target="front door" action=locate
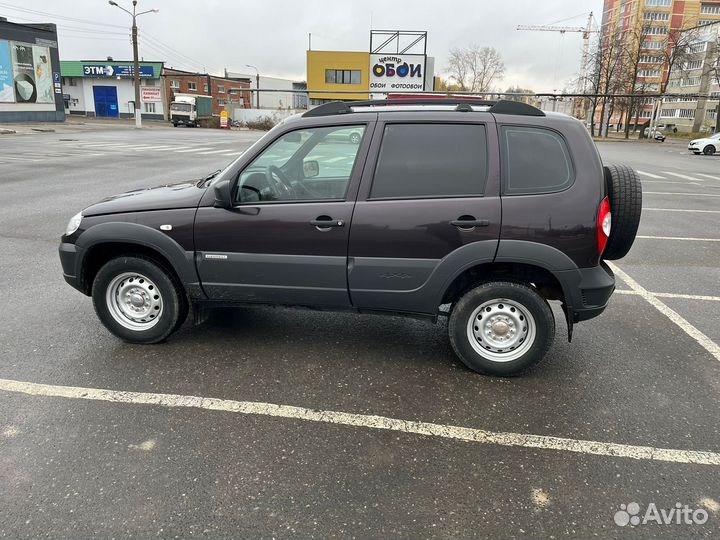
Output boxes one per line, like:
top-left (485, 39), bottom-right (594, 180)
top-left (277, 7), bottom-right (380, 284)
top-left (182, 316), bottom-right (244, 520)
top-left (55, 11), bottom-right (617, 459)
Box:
top-left (348, 114), bottom-right (502, 315)
top-left (194, 123), bottom-right (373, 307)
top-left (92, 86), bottom-right (119, 118)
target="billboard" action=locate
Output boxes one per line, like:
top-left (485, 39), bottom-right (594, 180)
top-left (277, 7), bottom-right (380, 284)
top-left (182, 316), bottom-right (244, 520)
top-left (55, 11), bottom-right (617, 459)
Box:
top-left (369, 54), bottom-right (426, 93)
top-left (0, 40), bottom-right (14, 102)
top-left (32, 45), bottom-right (54, 103)
top-left (4, 41), bottom-right (56, 104)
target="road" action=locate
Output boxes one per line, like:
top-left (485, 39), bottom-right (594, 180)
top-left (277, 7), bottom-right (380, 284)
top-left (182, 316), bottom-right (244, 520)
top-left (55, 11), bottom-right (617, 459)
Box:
top-left (0, 126), bottom-right (719, 539)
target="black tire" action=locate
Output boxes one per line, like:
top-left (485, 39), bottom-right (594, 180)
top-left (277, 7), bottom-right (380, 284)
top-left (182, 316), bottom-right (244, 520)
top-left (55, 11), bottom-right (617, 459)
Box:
top-left (703, 145), bottom-right (716, 156)
top-left (172, 122), bottom-right (178, 127)
top-left (92, 256), bottom-right (187, 344)
top-left (603, 164), bottom-right (642, 260)
top-left (448, 282), bottom-right (555, 377)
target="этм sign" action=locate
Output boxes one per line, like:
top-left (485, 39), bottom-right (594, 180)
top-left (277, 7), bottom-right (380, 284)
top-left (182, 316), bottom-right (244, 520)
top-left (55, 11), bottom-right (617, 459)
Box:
top-left (82, 64), bottom-right (154, 78)
top-left (369, 54), bottom-right (425, 92)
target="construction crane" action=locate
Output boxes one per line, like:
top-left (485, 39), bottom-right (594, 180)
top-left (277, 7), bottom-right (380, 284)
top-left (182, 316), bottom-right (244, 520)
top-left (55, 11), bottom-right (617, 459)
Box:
top-left (517, 12), bottom-right (596, 93)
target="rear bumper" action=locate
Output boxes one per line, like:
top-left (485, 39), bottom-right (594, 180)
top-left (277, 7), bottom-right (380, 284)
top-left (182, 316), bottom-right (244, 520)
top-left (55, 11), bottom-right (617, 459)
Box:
top-left (59, 242), bottom-right (86, 294)
top-left (556, 261), bottom-right (615, 322)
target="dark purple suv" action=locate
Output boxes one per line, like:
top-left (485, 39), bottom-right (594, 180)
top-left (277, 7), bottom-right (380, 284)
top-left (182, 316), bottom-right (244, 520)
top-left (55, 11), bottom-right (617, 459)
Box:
top-left (59, 99), bottom-right (642, 376)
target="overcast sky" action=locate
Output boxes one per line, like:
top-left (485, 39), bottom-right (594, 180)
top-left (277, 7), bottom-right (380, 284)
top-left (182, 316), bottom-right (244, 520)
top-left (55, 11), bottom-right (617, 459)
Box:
top-left (4, 0), bottom-right (603, 92)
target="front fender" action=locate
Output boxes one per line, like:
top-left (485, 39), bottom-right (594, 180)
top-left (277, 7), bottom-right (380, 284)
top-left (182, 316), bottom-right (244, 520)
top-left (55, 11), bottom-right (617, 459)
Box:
top-left (74, 221), bottom-right (200, 293)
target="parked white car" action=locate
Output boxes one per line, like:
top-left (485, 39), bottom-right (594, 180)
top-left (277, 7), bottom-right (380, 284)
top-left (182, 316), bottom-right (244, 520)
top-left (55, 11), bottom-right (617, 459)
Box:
top-left (688, 132), bottom-right (719, 155)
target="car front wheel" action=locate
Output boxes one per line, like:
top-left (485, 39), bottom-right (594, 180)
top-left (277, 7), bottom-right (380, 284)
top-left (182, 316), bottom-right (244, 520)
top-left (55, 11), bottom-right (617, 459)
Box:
top-left (448, 282), bottom-right (555, 376)
top-left (703, 145), bottom-right (716, 156)
top-left (92, 256), bottom-right (187, 343)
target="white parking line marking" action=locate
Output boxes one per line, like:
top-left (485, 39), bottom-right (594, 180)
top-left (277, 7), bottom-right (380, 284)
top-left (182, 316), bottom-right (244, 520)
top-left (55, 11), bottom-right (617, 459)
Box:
top-left (637, 235), bottom-right (720, 242)
top-left (637, 170), bottom-right (666, 179)
top-left (127, 145), bottom-right (177, 151)
top-left (645, 192), bottom-right (720, 197)
top-left (643, 208), bottom-right (720, 214)
top-left (615, 290), bottom-right (720, 302)
top-left (608, 262), bottom-right (720, 363)
top-left (642, 180), bottom-right (703, 185)
top-left (662, 171), bottom-right (706, 181)
top-left (1, 377), bottom-right (720, 466)
top-left (200, 149), bottom-right (241, 154)
top-left (175, 147), bottom-right (214, 153)
top-left (697, 173), bottom-right (720, 181)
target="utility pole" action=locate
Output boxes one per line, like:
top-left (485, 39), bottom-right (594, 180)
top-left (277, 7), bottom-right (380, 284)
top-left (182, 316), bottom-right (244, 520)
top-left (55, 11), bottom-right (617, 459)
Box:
top-left (108, 0), bottom-right (158, 128)
top-left (246, 64), bottom-right (260, 109)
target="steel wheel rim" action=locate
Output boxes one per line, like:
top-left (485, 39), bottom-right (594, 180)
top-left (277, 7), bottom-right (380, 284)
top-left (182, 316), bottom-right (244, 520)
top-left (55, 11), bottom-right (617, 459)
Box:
top-left (466, 298), bottom-right (536, 362)
top-left (105, 272), bottom-right (163, 331)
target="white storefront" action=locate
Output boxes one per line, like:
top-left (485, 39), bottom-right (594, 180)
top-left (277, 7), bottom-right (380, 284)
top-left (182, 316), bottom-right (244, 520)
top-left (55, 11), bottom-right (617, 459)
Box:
top-left (60, 60), bottom-right (165, 120)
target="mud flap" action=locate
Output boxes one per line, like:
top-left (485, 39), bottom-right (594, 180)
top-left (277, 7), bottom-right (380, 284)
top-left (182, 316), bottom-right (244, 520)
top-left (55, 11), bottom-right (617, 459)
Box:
top-left (193, 303), bottom-right (211, 326)
top-left (563, 303), bottom-right (574, 342)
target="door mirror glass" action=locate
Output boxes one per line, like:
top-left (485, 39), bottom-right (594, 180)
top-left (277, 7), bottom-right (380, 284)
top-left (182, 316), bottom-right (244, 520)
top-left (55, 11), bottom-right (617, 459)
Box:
top-left (303, 160), bottom-right (319, 178)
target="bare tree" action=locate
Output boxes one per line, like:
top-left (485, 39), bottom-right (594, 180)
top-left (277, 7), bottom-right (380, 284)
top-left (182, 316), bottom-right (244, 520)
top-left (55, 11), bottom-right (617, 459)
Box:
top-left (447, 45), bottom-right (505, 93)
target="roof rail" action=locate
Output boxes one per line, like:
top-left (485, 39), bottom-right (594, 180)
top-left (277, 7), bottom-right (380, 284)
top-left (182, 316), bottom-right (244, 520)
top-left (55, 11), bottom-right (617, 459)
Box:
top-left (303, 98), bottom-right (545, 118)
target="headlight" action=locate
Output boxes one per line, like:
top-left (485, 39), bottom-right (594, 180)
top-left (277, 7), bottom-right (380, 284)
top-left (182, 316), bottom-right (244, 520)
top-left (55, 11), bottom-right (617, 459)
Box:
top-left (65, 212), bottom-right (83, 236)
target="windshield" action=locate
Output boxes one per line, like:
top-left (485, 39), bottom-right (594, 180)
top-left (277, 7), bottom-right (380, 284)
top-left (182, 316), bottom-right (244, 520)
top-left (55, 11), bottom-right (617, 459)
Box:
top-left (171, 103), bottom-right (191, 112)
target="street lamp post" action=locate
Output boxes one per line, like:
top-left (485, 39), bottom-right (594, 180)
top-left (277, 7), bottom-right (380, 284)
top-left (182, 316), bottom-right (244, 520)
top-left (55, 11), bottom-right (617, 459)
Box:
top-left (246, 64), bottom-right (260, 109)
top-left (108, 0), bottom-right (158, 128)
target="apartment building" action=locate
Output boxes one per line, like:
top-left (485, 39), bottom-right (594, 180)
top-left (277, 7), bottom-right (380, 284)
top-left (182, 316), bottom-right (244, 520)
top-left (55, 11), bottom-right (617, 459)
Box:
top-left (600, 0), bottom-right (720, 125)
top-left (663, 21), bottom-right (719, 132)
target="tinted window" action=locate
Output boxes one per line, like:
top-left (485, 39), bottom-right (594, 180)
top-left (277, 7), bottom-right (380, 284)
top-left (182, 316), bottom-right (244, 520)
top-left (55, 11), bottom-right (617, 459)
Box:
top-left (501, 126), bottom-right (574, 195)
top-left (236, 125), bottom-right (365, 203)
top-left (370, 124), bottom-right (488, 199)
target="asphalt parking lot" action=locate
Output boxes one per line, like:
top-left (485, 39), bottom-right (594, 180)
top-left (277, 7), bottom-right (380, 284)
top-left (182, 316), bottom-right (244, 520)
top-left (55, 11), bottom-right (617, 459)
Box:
top-left (1, 125), bottom-right (719, 539)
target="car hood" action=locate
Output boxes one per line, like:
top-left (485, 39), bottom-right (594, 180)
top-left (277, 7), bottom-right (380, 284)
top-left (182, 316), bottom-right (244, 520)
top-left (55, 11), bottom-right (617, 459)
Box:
top-left (82, 181), bottom-right (207, 217)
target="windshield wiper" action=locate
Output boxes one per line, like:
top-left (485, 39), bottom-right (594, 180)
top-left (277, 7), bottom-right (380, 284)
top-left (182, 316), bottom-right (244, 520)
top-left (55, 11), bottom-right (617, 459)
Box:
top-left (198, 169), bottom-right (222, 187)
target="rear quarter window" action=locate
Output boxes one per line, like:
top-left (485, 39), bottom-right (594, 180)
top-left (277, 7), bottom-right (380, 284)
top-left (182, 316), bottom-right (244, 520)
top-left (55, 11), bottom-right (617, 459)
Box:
top-left (500, 125), bottom-right (575, 195)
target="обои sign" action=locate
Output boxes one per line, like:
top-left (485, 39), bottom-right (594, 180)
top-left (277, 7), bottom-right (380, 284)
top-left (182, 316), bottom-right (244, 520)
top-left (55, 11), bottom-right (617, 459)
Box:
top-left (369, 54), bottom-right (425, 92)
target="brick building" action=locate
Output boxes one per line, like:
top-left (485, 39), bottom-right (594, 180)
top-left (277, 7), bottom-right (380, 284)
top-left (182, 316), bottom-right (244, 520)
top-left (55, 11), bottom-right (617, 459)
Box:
top-left (162, 67), bottom-right (251, 118)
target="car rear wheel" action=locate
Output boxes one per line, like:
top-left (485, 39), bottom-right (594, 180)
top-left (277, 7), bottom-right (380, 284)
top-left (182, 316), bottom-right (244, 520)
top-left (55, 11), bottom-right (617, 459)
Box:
top-left (92, 256), bottom-right (187, 344)
top-left (603, 164), bottom-right (642, 260)
top-left (448, 282), bottom-right (555, 376)
top-left (703, 145), bottom-right (716, 156)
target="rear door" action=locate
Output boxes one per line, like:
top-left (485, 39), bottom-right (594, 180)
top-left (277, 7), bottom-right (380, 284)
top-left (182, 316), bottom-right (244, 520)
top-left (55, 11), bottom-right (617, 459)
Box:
top-left (347, 112), bottom-right (501, 315)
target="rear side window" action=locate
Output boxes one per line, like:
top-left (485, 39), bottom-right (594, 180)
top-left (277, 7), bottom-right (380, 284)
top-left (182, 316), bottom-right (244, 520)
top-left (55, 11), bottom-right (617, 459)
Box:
top-left (370, 123), bottom-right (488, 199)
top-left (501, 126), bottom-right (574, 195)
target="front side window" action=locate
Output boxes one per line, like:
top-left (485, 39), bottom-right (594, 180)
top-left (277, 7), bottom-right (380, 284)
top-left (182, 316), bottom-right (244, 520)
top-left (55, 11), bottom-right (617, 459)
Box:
top-left (500, 126), bottom-right (574, 195)
top-left (370, 123), bottom-right (488, 199)
top-left (188, 81), bottom-right (197, 91)
top-left (236, 125), bottom-right (366, 203)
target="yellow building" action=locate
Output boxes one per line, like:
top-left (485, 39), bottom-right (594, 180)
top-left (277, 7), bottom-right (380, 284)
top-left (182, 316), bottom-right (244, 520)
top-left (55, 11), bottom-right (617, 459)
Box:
top-left (306, 51), bottom-right (370, 103)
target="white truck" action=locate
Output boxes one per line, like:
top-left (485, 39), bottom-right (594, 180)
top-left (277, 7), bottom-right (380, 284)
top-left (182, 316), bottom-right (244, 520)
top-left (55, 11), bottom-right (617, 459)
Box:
top-left (169, 94), bottom-right (213, 127)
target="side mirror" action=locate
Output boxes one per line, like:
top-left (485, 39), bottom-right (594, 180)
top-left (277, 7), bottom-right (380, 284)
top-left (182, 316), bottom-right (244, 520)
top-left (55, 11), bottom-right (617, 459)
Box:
top-left (303, 160), bottom-right (319, 178)
top-left (213, 179), bottom-right (232, 208)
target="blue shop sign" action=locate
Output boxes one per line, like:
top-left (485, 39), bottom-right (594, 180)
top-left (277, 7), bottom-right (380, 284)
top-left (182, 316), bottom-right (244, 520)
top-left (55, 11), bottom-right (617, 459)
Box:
top-left (82, 64), bottom-right (154, 78)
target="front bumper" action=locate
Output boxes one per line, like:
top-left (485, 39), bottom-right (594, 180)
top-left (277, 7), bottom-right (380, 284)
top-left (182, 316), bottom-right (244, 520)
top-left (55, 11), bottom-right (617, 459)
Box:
top-left (688, 144), bottom-right (699, 151)
top-left (59, 242), bottom-right (86, 294)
